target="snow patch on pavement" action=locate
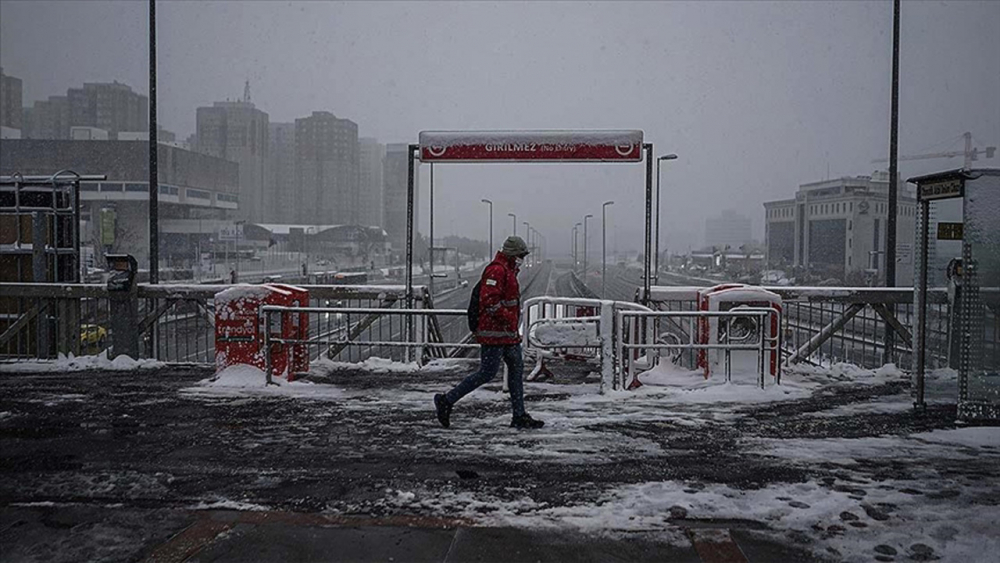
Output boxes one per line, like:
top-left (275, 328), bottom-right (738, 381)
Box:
top-left (1, 351), bottom-right (165, 373)
top-left (375, 477), bottom-right (999, 563)
top-left (313, 356), bottom-right (472, 376)
top-left (188, 499), bottom-right (271, 512)
top-left (181, 364), bottom-right (348, 400)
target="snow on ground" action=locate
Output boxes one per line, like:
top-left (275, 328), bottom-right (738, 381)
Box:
top-left (0, 351), bottom-right (165, 374)
top-left (180, 363), bottom-right (348, 400)
top-left (188, 499), bottom-right (271, 512)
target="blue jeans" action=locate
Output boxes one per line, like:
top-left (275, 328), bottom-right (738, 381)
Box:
top-left (444, 344), bottom-right (525, 418)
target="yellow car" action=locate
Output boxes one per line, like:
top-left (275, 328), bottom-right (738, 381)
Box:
top-left (80, 324), bottom-right (108, 352)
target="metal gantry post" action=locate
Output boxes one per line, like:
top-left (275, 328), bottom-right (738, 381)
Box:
top-left (914, 199), bottom-right (930, 410)
top-left (429, 163), bottom-right (434, 296)
top-left (148, 0), bottom-right (159, 285)
top-left (884, 0), bottom-right (901, 362)
top-left (643, 143), bottom-right (653, 305)
top-left (406, 144), bottom-right (417, 361)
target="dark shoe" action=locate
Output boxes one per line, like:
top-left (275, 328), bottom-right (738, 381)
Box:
top-left (434, 394), bottom-right (452, 428)
top-left (510, 414), bottom-right (544, 429)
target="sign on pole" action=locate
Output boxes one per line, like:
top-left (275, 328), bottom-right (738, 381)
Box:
top-left (217, 224), bottom-right (243, 242)
top-left (917, 178), bottom-right (964, 201)
top-left (936, 222), bottom-right (964, 241)
top-left (99, 207), bottom-right (116, 246)
top-left (418, 130), bottom-right (644, 162)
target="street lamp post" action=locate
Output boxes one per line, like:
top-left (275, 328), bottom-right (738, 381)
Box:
top-left (235, 220), bottom-right (245, 280)
top-left (523, 221), bottom-right (531, 266)
top-left (602, 201), bottom-right (615, 298)
top-left (583, 214), bottom-right (593, 280)
top-left (655, 153), bottom-right (678, 284)
top-left (481, 198), bottom-right (493, 258)
top-left (573, 222), bottom-right (582, 272)
top-left (508, 213), bottom-right (517, 236)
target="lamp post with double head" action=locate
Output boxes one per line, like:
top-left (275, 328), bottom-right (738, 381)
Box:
top-left (655, 153), bottom-right (678, 284)
top-left (602, 201), bottom-right (615, 298)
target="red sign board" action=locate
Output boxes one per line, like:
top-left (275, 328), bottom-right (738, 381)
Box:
top-left (419, 130), bottom-right (643, 162)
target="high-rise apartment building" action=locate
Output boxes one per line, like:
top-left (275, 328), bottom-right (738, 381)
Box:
top-left (23, 95), bottom-right (70, 140)
top-left (359, 138), bottom-right (385, 227)
top-left (66, 81), bottom-right (148, 139)
top-left (196, 100), bottom-right (269, 222)
top-left (0, 67), bottom-right (23, 137)
top-left (294, 111), bottom-right (359, 225)
top-left (267, 122), bottom-right (296, 223)
top-left (383, 143), bottom-right (419, 254)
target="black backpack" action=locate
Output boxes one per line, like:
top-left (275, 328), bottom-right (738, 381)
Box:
top-left (467, 280), bottom-right (482, 332)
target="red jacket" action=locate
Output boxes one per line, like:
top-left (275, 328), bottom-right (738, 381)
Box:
top-left (476, 251), bottom-right (522, 345)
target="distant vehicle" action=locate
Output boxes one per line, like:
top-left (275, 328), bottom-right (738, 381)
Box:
top-left (316, 259), bottom-right (331, 266)
top-left (80, 324), bottom-right (107, 352)
top-left (333, 271), bottom-right (368, 285)
top-left (760, 270), bottom-right (791, 286)
top-left (460, 279), bottom-right (470, 288)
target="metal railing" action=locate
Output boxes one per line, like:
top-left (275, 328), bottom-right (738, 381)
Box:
top-left (639, 285), bottom-right (998, 372)
top-left (521, 296), bottom-right (650, 392)
top-left (259, 305), bottom-right (474, 382)
top-left (0, 282), bottom-right (435, 365)
top-left (617, 308), bottom-right (782, 390)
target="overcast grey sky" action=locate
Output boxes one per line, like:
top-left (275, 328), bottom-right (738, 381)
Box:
top-left (2, 0), bottom-right (997, 254)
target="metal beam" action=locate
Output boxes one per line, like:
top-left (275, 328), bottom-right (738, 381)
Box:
top-left (870, 302), bottom-right (913, 348)
top-left (786, 303), bottom-right (866, 364)
top-left (0, 303), bottom-right (45, 349)
top-left (325, 296), bottom-right (399, 360)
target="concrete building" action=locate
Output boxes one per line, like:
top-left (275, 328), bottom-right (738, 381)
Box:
top-left (359, 138), bottom-right (384, 227)
top-left (267, 122), bottom-right (296, 224)
top-left (0, 67), bottom-right (23, 138)
top-left (704, 209), bottom-right (753, 250)
top-left (382, 143), bottom-right (419, 256)
top-left (196, 100), bottom-right (269, 223)
top-left (1, 139), bottom-right (240, 270)
top-left (66, 82), bottom-right (148, 140)
top-left (294, 111), bottom-right (359, 225)
top-left (764, 171), bottom-right (917, 284)
top-left (23, 95), bottom-right (71, 140)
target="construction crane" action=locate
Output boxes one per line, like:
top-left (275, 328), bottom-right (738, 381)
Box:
top-left (873, 131), bottom-right (996, 169)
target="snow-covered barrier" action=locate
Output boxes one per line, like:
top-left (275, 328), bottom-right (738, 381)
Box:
top-left (522, 296), bottom-right (652, 393)
top-left (214, 283), bottom-right (309, 381)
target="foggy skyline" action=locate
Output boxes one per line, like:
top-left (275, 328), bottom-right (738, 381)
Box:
top-left (2, 0), bottom-right (997, 255)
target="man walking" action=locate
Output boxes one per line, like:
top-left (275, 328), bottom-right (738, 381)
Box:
top-left (434, 236), bottom-right (544, 429)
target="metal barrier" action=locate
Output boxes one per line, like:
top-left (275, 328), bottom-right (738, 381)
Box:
top-left (617, 308), bottom-right (782, 390)
top-left (521, 296), bottom-right (651, 392)
top-left (259, 305), bottom-right (474, 383)
top-left (0, 282), bottom-right (434, 364)
top-left (640, 285), bottom-right (998, 372)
